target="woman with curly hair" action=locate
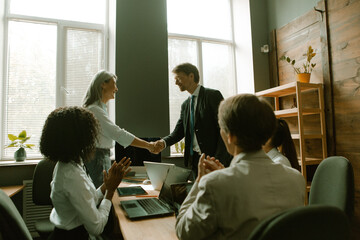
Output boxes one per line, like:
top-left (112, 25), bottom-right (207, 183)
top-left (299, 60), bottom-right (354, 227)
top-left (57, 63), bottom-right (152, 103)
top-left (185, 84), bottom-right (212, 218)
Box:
top-left (40, 106), bottom-right (131, 239)
top-left (83, 70), bottom-right (157, 188)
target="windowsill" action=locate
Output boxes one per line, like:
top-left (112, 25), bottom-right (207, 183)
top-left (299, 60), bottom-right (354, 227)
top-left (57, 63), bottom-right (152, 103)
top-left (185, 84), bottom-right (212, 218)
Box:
top-left (0, 159), bottom-right (41, 166)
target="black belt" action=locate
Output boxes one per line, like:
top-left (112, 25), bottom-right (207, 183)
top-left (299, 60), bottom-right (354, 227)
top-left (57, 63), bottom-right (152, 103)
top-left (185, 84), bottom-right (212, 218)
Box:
top-left (50, 225), bottom-right (88, 240)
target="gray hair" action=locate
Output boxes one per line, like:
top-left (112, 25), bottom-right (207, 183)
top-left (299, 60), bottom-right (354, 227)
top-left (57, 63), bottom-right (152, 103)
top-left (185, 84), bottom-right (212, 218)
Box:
top-left (83, 70), bottom-right (117, 107)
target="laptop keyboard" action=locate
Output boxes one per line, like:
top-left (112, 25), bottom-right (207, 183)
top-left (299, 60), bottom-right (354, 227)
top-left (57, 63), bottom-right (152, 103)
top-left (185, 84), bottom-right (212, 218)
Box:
top-left (137, 198), bottom-right (164, 214)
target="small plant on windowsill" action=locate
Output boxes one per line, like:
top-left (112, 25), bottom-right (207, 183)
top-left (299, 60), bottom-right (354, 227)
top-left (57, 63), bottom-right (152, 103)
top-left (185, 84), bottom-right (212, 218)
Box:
top-left (4, 130), bottom-right (35, 162)
top-left (280, 46), bottom-right (317, 83)
top-left (175, 140), bottom-right (185, 155)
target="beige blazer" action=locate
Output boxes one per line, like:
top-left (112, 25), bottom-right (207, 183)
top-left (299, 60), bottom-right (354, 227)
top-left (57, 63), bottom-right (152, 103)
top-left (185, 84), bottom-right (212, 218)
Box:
top-left (176, 150), bottom-right (305, 240)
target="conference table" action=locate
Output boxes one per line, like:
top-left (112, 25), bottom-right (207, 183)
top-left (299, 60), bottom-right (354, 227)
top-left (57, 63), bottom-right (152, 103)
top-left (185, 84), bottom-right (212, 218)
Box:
top-left (112, 180), bottom-right (178, 240)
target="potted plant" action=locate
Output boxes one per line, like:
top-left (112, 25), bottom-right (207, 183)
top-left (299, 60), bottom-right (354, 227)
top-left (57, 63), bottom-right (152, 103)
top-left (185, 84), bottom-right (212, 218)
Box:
top-left (175, 140), bottom-right (185, 154)
top-left (4, 130), bottom-right (35, 161)
top-left (280, 46), bottom-right (317, 83)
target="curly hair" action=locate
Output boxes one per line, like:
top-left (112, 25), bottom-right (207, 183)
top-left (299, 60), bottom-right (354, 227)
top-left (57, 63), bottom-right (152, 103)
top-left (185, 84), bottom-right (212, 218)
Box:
top-left (218, 94), bottom-right (276, 152)
top-left (40, 106), bottom-right (99, 163)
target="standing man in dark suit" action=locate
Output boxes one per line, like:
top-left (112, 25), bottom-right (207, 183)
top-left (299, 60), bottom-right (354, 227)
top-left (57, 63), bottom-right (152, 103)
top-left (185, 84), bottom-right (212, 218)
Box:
top-left (155, 63), bottom-right (232, 176)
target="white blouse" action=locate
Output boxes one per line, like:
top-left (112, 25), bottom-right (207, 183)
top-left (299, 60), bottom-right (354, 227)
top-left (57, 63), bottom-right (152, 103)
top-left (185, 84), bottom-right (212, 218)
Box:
top-left (87, 101), bottom-right (135, 149)
top-left (50, 160), bottom-right (111, 236)
top-left (266, 148), bottom-right (292, 168)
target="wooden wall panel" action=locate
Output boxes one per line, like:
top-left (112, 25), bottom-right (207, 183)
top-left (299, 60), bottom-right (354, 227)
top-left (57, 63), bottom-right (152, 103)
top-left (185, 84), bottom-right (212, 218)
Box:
top-left (327, 0), bottom-right (360, 238)
top-left (271, 0), bottom-right (360, 237)
top-left (276, 8), bottom-right (323, 85)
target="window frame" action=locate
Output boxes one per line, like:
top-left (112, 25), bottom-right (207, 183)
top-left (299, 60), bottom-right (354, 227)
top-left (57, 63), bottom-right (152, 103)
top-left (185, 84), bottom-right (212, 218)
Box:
top-left (1, 0), bottom-right (110, 160)
top-left (166, 1), bottom-right (238, 155)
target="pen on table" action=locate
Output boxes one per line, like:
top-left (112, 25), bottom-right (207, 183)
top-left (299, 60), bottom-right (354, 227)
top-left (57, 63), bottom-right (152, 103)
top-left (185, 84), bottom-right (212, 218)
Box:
top-left (136, 195), bottom-right (157, 198)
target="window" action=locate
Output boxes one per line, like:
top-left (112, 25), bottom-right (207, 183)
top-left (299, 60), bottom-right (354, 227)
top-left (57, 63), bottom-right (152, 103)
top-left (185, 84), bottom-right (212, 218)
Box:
top-left (1, 0), bottom-right (107, 160)
top-left (167, 0), bottom-right (237, 155)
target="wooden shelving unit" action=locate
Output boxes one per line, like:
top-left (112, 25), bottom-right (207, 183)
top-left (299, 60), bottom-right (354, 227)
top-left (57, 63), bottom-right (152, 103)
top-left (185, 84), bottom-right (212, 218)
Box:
top-left (256, 81), bottom-right (327, 203)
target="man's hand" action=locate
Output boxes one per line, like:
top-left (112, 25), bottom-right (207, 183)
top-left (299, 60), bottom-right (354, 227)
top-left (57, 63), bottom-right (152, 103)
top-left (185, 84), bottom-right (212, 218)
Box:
top-left (151, 140), bottom-right (166, 154)
top-left (196, 154), bottom-right (224, 183)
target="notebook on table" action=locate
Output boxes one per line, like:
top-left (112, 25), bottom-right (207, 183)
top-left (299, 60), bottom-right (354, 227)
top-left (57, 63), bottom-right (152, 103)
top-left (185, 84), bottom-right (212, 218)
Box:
top-left (120, 166), bottom-right (191, 220)
top-left (143, 161), bottom-right (175, 190)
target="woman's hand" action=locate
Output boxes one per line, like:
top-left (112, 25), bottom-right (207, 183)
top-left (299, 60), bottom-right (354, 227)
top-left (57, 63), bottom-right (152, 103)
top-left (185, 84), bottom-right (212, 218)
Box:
top-left (103, 157), bottom-right (131, 199)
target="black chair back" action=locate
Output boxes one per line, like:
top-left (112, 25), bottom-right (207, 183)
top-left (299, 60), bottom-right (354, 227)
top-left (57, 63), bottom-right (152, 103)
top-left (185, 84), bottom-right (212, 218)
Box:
top-left (32, 159), bottom-right (56, 239)
top-left (248, 205), bottom-right (350, 240)
top-left (32, 159), bottom-right (56, 205)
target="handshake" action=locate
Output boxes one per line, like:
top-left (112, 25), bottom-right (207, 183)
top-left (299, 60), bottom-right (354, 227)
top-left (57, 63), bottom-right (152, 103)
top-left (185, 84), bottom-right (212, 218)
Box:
top-left (148, 140), bottom-right (166, 154)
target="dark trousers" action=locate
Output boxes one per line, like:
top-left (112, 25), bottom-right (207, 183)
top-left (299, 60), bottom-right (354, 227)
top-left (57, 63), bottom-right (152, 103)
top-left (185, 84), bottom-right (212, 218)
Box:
top-left (48, 225), bottom-right (88, 240)
top-left (48, 205), bottom-right (123, 240)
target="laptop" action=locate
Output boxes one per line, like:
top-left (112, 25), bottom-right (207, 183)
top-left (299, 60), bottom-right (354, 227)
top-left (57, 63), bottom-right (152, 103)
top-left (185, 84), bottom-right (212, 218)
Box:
top-left (120, 166), bottom-right (191, 220)
top-left (170, 182), bottom-right (194, 215)
top-left (143, 161), bottom-right (174, 190)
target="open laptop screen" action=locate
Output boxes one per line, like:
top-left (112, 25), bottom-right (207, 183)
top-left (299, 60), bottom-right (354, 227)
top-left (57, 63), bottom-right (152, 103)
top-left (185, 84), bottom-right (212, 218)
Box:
top-left (170, 182), bottom-right (194, 214)
top-left (159, 167), bottom-right (192, 206)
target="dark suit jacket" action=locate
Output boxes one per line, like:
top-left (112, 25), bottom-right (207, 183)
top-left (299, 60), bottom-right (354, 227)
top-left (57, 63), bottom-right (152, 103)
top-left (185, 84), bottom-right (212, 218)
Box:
top-left (163, 86), bottom-right (232, 167)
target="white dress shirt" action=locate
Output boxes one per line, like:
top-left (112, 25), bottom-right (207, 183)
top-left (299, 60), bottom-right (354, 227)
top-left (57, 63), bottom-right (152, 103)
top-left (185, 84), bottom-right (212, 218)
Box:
top-left (266, 148), bottom-right (292, 168)
top-left (50, 160), bottom-right (112, 236)
top-left (190, 85), bottom-right (201, 153)
top-left (176, 150), bottom-right (305, 240)
top-left (87, 101), bottom-right (135, 149)
top-left (162, 85), bottom-right (202, 153)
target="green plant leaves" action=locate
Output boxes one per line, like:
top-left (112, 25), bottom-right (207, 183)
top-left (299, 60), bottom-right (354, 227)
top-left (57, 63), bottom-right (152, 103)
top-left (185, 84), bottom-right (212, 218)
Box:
top-left (25, 144), bottom-right (35, 149)
top-left (5, 130), bottom-right (34, 149)
top-left (280, 46), bottom-right (317, 74)
top-left (8, 134), bottom-right (18, 141)
top-left (18, 130), bottom-right (27, 139)
top-left (5, 142), bottom-right (17, 149)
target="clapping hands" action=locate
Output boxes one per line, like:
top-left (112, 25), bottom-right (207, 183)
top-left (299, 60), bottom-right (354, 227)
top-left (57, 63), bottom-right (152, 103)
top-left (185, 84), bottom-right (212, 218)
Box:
top-left (196, 153), bottom-right (224, 182)
top-left (103, 157), bottom-right (131, 194)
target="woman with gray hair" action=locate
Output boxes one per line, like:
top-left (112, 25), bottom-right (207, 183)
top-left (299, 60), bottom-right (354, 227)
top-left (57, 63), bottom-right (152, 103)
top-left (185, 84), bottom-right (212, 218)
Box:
top-left (83, 70), bottom-right (156, 188)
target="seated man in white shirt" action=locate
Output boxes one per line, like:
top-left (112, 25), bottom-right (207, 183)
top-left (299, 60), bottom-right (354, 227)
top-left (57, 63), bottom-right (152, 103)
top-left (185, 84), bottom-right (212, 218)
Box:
top-left (40, 106), bottom-right (131, 239)
top-left (175, 94), bottom-right (305, 240)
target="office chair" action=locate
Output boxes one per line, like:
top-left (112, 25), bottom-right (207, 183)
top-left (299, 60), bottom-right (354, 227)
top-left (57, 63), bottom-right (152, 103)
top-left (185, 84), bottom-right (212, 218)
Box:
top-left (32, 158), bottom-right (56, 239)
top-left (0, 189), bottom-right (32, 240)
top-left (309, 156), bottom-right (355, 217)
top-left (247, 205), bottom-right (350, 240)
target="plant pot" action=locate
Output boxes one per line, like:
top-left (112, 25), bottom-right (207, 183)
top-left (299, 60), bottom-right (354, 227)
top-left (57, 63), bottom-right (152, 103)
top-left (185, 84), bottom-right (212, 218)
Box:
top-left (296, 73), bottom-right (311, 83)
top-left (14, 147), bottom-right (27, 162)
